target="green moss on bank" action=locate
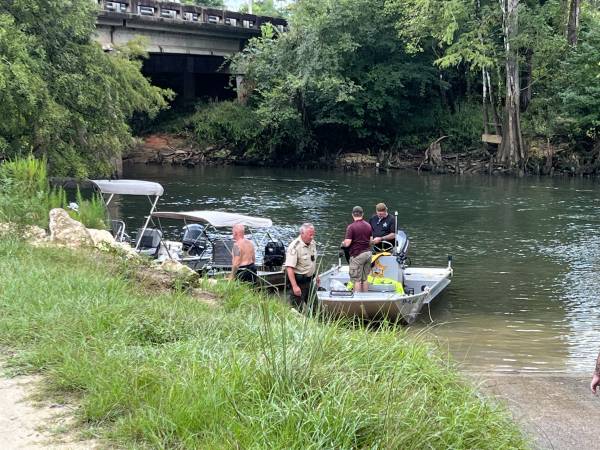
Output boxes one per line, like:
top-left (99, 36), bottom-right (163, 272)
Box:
top-left (0, 239), bottom-right (528, 449)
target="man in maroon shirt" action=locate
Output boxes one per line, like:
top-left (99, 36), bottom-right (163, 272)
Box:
top-left (342, 206), bottom-right (373, 292)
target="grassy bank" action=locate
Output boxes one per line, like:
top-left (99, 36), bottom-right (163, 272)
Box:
top-left (0, 238), bottom-right (527, 449)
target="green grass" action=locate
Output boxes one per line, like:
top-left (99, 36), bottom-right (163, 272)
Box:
top-left (0, 157), bottom-right (107, 229)
top-left (0, 238), bottom-right (528, 449)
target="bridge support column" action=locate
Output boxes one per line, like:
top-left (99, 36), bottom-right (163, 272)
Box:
top-left (183, 56), bottom-right (195, 101)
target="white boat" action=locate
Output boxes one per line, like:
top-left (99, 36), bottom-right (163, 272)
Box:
top-left (91, 179), bottom-right (165, 255)
top-left (151, 210), bottom-right (287, 288)
top-left (316, 231), bottom-right (452, 324)
top-left (90, 182), bottom-right (287, 288)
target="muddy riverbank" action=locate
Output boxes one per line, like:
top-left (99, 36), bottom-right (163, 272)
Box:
top-left (474, 372), bottom-right (598, 449)
top-left (125, 133), bottom-right (600, 177)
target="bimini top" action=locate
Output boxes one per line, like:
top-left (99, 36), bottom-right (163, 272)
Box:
top-left (152, 210), bottom-right (273, 228)
top-left (91, 180), bottom-right (164, 196)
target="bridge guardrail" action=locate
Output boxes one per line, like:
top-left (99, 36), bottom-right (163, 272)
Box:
top-left (97, 0), bottom-right (287, 33)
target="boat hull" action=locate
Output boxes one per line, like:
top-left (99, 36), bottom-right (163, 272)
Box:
top-left (316, 263), bottom-right (452, 324)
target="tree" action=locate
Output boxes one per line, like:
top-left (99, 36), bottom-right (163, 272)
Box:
top-left (230, 0), bottom-right (444, 161)
top-left (566, 0), bottom-right (581, 45)
top-left (497, 0), bottom-right (525, 167)
top-left (239, 0), bottom-right (287, 17)
top-left (182, 0), bottom-right (225, 7)
top-left (0, 0), bottom-right (171, 176)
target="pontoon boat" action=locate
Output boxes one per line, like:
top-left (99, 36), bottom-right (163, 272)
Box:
top-left (151, 210), bottom-right (287, 289)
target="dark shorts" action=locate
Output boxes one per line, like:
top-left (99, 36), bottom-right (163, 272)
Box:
top-left (236, 263), bottom-right (257, 283)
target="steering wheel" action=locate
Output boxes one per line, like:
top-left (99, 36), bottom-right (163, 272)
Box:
top-left (376, 240), bottom-right (394, 252)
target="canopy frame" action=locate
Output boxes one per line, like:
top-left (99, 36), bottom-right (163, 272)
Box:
top-left (90, 179), bottom-right (164, 251)
top-left (150, 211), bottom-right (273, 229)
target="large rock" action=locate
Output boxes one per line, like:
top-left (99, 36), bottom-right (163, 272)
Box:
top-left (87, 228), bottom-right (140, 258)
top-left (48, 208), bottom-right (93, 247)
top-left (113, 242), bottom-right (139, 259)
top-left (0, 222), bottom-right (47, 245)
top-left (88, 228), bottom-right (115, 247)
top-left (159, 259), bottom-right (197, 278)
top-left (22, 225), bottom-right (48, 246)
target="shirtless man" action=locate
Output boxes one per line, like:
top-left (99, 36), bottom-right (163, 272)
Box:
top-left (229, 223), bottom-right (257, 283)
top-left (591, 351), bottom-right (600, 394)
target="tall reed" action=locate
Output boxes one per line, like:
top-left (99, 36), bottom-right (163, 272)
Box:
top-left (0, 156), bottom-right (106, 229)
top-left (0, 156), bottom-right (50, 226)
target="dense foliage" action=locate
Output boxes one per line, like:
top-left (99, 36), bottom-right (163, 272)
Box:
top-left (0, 156), bottom-right (106, 228)
top-left (182, 0), bottom-right (225, 7)
top-left (225, 0), bottom-right (458, 163)
top-left (190, 0), bottom-right (600, 170)
top-left (239, 0), bottom-right (288, 17)
top-left (0, 0), bottom-right (171, 177)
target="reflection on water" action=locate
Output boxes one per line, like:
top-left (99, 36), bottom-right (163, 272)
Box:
top-left (122, 164), bottom-right (600, 374)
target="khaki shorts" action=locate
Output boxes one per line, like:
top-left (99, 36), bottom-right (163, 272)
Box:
top-left (349, 251), bottom-right (371, 282)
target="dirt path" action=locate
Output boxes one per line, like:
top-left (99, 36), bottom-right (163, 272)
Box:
top-left (472, 372), bottom-right (598, 450)
top-left (0, 370), bottom-right (98, 450)
top-left (2, 364), bottom-right (596, 449)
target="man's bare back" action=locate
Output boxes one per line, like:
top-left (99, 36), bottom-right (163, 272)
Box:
top-left (233, 238), bottom-right (255, 266)
top-left (229, 223), bottom-right (257, 282)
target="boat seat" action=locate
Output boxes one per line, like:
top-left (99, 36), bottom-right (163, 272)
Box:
top-left (371, 255), bottom-right (401, 281)
top-left (211, 239), bottom-right (235, 269)
top-left (368, 283), bottom-right (396, 293)
top-left (135, 228), bottom-right (162, 258)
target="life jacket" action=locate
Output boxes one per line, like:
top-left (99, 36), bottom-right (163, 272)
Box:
top-left (371, 252), bottom-right (392, 278)
top-left (346, 274), bottom-right (404, 294)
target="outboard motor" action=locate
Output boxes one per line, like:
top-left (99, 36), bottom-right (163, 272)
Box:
top-left (182, 224), bottom-right (207, 256)
top-left (395, 230), bottom-right (410, 265)
top-left (263, 240), bottom-right (285, 269)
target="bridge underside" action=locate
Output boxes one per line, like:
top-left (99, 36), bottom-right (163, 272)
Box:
top-left (142, 54), bottom-right (235, 102)
top-left (95, 15), bottom-right (248, 56)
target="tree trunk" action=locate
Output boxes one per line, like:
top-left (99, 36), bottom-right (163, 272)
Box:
top-left (486, 70), bottom-right (502, 135)
top-left (521, 48), bottom-right (533, 111)
top-left (566, 0), bottom-right (581, 45)
top-left (482, 69), bottom-right (489, 135)
top-left (498, 0), bottom-right (525, 168)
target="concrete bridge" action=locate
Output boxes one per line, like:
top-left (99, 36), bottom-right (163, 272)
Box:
top-left (94, 0), bottom-right (286, 100)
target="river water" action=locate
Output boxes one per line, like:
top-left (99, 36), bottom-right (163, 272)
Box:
top-left (121, 164), bottom-right (600, 374)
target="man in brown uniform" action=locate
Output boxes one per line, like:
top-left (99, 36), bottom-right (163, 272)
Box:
top-left (284, 223), bottom-right (317, 311)
top-left (342, 206), bottom-right (373, 292)
top-left (229, 223), bottom-right (257, 283)
top-left (591, 351), bottom-right (600, 394)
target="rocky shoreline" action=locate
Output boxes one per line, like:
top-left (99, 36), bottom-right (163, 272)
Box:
top-left (125, 133), bottom-right (600, 177)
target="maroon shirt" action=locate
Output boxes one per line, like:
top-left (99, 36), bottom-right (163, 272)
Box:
top-left (345, 220), bottom-right (372, 257)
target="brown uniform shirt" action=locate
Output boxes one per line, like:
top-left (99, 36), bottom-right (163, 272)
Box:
top-left (284, 236), bottom-right (317, 277)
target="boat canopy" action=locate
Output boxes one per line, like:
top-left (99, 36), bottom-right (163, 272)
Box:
top-left (152, 211), bottom-right (273, 228)
top-left (90, 180), bottom-right (164, 196)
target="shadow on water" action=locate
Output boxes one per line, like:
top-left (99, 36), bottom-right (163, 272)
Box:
top-left (122, 163), bottom-right (600, 373)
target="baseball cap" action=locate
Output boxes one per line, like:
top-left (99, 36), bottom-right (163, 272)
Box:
top-left (352, 206), bottom-right (363, 216)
